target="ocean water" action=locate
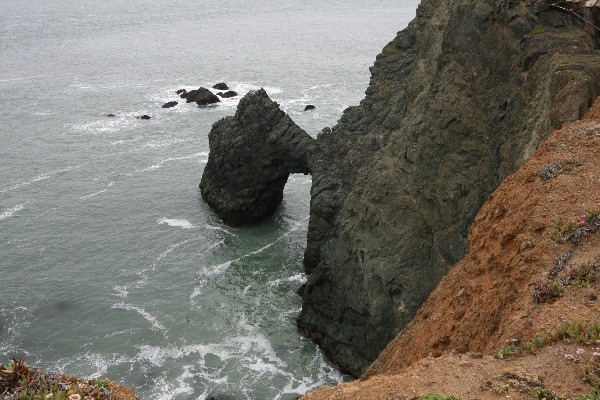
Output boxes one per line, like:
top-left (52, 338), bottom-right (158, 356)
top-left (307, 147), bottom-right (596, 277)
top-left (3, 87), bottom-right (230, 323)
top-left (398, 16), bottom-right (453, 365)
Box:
top-left (0, 1), bottom-right (418, 399)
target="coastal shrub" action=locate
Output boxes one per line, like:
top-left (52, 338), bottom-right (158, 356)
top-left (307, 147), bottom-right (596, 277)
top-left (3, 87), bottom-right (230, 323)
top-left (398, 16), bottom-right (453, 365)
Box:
top-left (0, 359), bottom-right (113, 399)
top-left (532, 280), bottom-right (564, 303)
top-left (569, 264), bottom-right (599, 288)
top-left (550, 207), bottom-right (600, 243)
top-left (531, 386), bottom-right (564, 400)
top-left (539, 160), bottom-right (581, 181)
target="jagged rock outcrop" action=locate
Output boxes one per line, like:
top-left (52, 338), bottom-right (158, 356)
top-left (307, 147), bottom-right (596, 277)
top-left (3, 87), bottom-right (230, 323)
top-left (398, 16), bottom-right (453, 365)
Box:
top-left (200, 89), bottom-right (315, 225)
top-left (198, 0), bottom-right (600, 377)
top-left (298, 0), bottom-right (600, 376)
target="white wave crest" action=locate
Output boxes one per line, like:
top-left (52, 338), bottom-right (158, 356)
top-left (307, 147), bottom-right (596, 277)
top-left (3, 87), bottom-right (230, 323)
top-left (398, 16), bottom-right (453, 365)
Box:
top-left (78, 189), bottom-right (107, 200)
top-left (0, 163), bottom-right (87, 194)
top-left (111, 302), bottom-right (167, 333)
top-left (142, 152), bottom-right (208, 172)
top-left (157, 217), bottom-right (195, 229)
top-left (0, 203), bottom-right (29, 221)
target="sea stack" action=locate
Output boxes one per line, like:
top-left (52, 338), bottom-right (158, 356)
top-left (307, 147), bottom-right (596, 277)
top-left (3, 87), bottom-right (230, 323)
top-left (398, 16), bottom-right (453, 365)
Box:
top-left (200, 89), bottom-right (315, 226)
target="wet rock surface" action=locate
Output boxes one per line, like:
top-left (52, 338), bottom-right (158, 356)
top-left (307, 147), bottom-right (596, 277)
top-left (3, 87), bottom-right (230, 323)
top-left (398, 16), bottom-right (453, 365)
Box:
top-left (162, 101), bottom-right (178, 108)
top-left (212, 82), bottom-right (229, 90)
top-left (180, 87), bottom-right (220, 105)
top-left (200, 89), bottom-right (315, 226)
top-left (217, 90), bottom-right (238, 98)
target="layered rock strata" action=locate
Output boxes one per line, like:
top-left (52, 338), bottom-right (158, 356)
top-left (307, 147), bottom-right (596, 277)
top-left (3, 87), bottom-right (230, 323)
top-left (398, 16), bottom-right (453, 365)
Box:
top-left (200, 89), bottom-right (315, 226)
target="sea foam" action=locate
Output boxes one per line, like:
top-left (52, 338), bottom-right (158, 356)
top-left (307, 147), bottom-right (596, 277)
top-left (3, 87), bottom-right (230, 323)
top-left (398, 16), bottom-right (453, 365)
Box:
top-left (157, 217), bottom-right (195, 229)
top-left (0, 203), bottom-right (28, 221)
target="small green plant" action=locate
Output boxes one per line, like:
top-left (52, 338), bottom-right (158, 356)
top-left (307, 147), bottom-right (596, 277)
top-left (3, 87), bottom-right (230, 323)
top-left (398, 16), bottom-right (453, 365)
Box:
top-left (531, 27), bottom-right (547, 34)
top-left (532, 280), bottom-right (564, 303)
top-left (495, 344), bottom-right (523, 359)
top-left (495, 321), bottom-right (600, 359)
top-left (581, 357), bottom-right (600, 395)
top-left (550, 217), bottom-right (577, 241)
top-left (570, 264), bottom-right (599, 287)
top-left (567, 70), bottom-right (584, 80)
top-left (533, 332), bottom-right (548, 347)
top-left (531, 386), bottom-right (564, 400)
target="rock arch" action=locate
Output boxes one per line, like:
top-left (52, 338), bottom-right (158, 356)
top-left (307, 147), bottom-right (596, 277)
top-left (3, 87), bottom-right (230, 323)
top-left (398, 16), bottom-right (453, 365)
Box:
top-left (200, 89), bottom-right (315, 226)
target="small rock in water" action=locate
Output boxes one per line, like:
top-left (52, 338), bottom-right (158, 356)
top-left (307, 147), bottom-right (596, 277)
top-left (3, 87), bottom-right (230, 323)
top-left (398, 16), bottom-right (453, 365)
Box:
top-left (217, 90), bottom-right (238, 98)
top-left (138, 115), bottom-right (151, 120)
top-left (195, 88), bottom-right (221, 106)
top-left (106, 113), bottom-right (116, 117)
top-left (162, 101), bottom-right (178, 108)
top-left (176, 89), bottom-right (186, 95)
top-left (212, 82), bottom-right (229, 90)
top-left (206, 393), bottom-right (237, 400)
top-left (304, 104), bottom-right (316, 111)
top-left (180, 87), bottom-right (220, 105)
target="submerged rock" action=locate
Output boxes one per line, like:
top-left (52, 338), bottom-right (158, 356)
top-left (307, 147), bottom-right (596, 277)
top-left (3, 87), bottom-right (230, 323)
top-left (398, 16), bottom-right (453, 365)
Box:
top-left (162, 101), bottom-right (178, 108)
top-left (200, 89), bottom-right (315, 225)
top-left (217, 90), bottom-right (238, 98)
top-left (138, 115), bottom-right (151, 120)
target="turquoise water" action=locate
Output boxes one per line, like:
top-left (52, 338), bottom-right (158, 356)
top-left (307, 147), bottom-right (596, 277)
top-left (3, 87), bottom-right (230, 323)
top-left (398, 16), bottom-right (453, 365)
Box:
top-left (0, 1), bottom-right (418, 398)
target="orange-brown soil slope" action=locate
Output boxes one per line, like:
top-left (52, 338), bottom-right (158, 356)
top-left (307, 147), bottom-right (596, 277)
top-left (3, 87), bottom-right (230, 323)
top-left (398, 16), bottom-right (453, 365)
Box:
top-left (302, 100), bottom-right (600, 400)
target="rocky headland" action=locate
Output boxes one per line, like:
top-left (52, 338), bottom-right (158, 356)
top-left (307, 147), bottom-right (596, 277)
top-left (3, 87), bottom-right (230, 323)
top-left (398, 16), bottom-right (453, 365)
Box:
top-left (200, 0), bottom-right (600, 395)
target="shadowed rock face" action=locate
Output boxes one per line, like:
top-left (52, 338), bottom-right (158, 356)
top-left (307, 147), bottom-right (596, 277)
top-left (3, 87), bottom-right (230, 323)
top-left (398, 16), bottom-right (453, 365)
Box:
top-left (297, 0), bottom-right (600, 376)
top-left (200, 89), bottom-right (315, 226)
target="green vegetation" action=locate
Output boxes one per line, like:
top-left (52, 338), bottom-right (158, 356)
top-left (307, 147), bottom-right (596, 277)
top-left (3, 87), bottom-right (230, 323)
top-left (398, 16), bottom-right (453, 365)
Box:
top-left (570, 264), bottom-right (599, 288)
top-left (495, 321), bottom-right (600, 360)
top-left (417, 393), bottom-right (462, 400)
top-left (530, 27), bottom-right (547, 34)
top-left (531, 386), bottom-right (564, 400)
top-left (581, 356), bottom-right (600, 398)
top-left (551, 217), bottom-right (577, 241)
top-left (550, 206), bottom-right (600, 243)
top-left (566, 70), bottom-right (584, 80)
top-left (0, 359), bottom-right (113, 400)
top-left (532, 279), bottom-right (564, 304)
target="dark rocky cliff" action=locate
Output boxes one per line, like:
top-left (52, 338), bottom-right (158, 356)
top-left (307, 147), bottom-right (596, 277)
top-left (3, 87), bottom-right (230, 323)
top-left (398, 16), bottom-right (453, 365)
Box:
top-left (298, 0), bottom-right (600, 376)
top-left (201, 0), bottom-right (600, 377)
